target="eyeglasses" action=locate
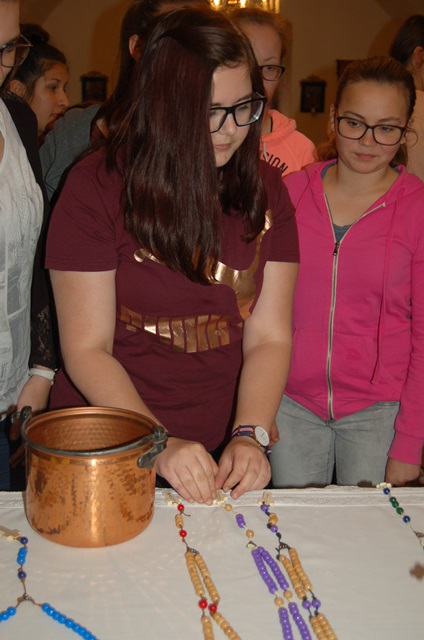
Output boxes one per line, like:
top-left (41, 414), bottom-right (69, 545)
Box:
top-left (259, 65), bottom-right (285, 82)
top-left (209, 96), bottom-right (266, 133)
top-left (336, 116), bottom-right (407, 146)
top-left (0, 35), bottom-right (32, 70)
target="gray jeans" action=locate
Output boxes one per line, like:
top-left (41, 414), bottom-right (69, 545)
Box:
top-left (270, 395), bottom-right (399, 488)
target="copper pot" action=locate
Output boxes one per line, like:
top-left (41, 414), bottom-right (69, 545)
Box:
top-left (20, 406), bottom-right (167, 548)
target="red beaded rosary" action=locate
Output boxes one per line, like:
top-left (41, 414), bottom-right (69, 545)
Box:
top-left (165, 492), bottom-right (241, 640)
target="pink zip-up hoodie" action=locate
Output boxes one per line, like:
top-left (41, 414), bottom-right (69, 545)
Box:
top-left (285, 160), bottom-right (424, 465)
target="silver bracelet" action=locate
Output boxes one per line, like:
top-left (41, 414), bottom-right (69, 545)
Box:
top-left (28, 368), bottom-right (56, 385)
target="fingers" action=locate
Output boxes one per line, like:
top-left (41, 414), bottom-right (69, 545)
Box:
top-left (155, 439), bottom-right (218, 505)
top-left (216, 440), bottom-right (271, 500)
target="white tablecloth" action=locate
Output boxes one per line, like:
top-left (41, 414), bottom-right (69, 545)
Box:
top-left (0, 487), bottom-right (423, 639)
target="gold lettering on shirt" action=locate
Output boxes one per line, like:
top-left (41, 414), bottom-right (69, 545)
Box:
top-left (123, 210), bottom-right (272, 353)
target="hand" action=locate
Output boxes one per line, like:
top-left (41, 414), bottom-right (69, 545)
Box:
top-left (155, 437), bottom-right (218, 504)
top-left (215, 437), bottom-right (271, 500)
top-left (385, 458), bottom-right (422, 486)
top-left (8, 374), bottom-right (52, 470)
top-left (16, 374), bottom-right (52, 417)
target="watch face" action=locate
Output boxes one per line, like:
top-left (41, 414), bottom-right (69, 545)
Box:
top-left (254, 426), bottom-right (270, 446)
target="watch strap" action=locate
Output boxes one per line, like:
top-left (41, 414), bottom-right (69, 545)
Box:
top-left (231, 425), bottom-right (271, 455)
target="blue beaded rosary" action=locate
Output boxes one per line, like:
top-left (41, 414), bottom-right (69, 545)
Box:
top-left (0, 527), bottom-right (99, 638)
top-left (377, 483), bottom-right (424, 551)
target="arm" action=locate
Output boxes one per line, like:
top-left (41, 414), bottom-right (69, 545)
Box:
top-left (50, 269), bottom-right (218, 504)
top-left (215, 260), bottom-right (298, 498)
top-left (386, 207), bottom-right (424, 484)
top-left (51, 269), bottom-right (155, 415)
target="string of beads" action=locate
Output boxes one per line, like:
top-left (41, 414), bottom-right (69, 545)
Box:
top-left (224, 501), bottom-right (312, 640)
top-left (377, 482), bottom-right (424, 550)
top-left (166, 493), bottom-right (241, 640)
top-left (259, 495), bottom-right (337, 640)
top-left (0, 530), bottom-right (98, 638)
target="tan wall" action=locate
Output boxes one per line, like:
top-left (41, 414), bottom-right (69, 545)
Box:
top-left (278, 0), bottom-right (408, 146)
top-left (20, 0), bottom-right (422, 146)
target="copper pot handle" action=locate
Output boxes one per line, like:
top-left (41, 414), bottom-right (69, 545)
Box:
top-left (19, 406), bottom-right (33, 438)
top-left (137, 425), bottom-right (168, 468)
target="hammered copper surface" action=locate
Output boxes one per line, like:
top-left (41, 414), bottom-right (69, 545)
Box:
top-left (22, 408), bottom-right (160, 548)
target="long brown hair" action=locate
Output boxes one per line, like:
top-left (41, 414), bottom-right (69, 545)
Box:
top-left (106, 6), bottom-right (267, 284)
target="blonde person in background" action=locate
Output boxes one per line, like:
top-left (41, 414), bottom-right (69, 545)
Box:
top-left (389, 14), bottom-right (424, 182)
top-left (230, 7), bottom-right (317, 177)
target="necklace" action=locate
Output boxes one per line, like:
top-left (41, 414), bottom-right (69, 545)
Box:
top-left (377, 482), bottom-right (424, 550)
top-left (165, 492), bottom-right (241, 640)
top-left (0, 526), bottom-right (99, 638)
top-left (259, 493), bottom-right (337, 640)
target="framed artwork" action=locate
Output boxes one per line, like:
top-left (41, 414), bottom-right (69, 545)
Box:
top-left (300, 77), bottom-right (326, 114)
top-left (80, 72), bottom-right (108, 103)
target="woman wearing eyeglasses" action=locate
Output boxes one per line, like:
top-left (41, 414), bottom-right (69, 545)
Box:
top-left (270, 56), bottom-right (424, 489)
top-left (46, 7), bottom-right (299, 504)
top-left (0, 0), bottom-right (57, 490)
top-left (230, 7), bottom-right (316, 177)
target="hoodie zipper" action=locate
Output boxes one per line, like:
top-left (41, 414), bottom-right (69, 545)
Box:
top-left (324, 195), bottom-right (386, 419)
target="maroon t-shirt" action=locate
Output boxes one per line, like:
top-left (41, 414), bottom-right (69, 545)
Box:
top-left (46, 149), bottom-right (299, 450)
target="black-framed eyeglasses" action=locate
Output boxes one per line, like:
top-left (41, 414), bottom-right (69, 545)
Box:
top-left (259, 65), bottom-right (285, 82)
top-left (0, 34), bottom-right (33, 70)
top-left (336, 115), bottom-right (407, 146)
top-left (209, 96), bottom-right (266, 133)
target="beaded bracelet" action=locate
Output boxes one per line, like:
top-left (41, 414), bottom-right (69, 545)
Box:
top-left (164, 492), bottom-right (241, 640)
top-left (0, 526), bottom-right (99, 638)
top-left (377, 482), bottom-right (424, 551)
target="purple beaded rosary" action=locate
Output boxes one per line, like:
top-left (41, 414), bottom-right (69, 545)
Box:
top-left (377, 483), bottom-right (424, 551)
top-left (223, 499), bottom-right (313, 640)
top-left (259, 494), bottom-right (337, 639)
top-left (0, 527), bottom-right (99, 639)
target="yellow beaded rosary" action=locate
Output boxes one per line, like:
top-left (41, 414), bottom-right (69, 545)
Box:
top-left (165, 492), bottom-right (241, 640)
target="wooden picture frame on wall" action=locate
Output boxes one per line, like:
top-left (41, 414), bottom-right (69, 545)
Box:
top-left (80, 71), bottom-right (108, 103)
top-left (300, 77), bottom-right (326, 114)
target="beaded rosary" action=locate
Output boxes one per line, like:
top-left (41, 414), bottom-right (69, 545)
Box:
top-left (376, 483), bottom-right (424, 551)
top-left (164, 492), bottom-right (241, 640)
top-left (222, 498), bottom-right (312, 640)
top-left (258, 494), bottom-right (337, 640)
top-left (0, 526), bottom-right (99, 639)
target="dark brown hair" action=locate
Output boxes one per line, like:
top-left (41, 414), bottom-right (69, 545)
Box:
top-left (106, 6), bottom-right (267, 285)
top-left (11, 23), bottom-right (66, 101)
top-left (389, 15), bottom-right (424, 67)
top-left (97, 0), bottom-right (210, 131)
top-left (319, 56), bottom-right (415, 167)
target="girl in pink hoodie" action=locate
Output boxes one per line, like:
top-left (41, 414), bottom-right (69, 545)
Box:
top-left (271, 56), bottom-right (424, 488)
